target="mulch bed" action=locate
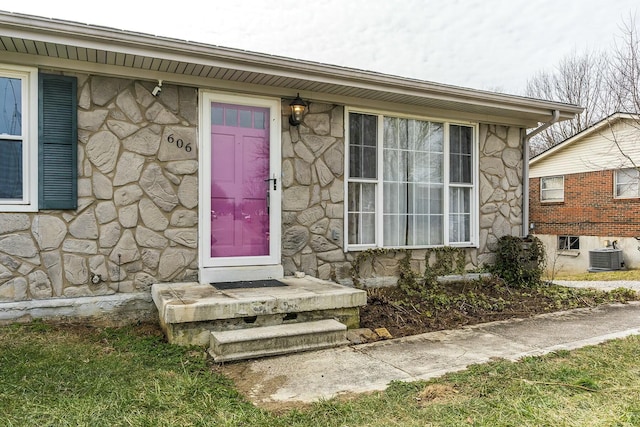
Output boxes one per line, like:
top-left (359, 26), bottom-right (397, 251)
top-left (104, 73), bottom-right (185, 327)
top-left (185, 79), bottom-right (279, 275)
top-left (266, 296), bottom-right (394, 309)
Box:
top-left (359, 280), bottom-right (638, 338)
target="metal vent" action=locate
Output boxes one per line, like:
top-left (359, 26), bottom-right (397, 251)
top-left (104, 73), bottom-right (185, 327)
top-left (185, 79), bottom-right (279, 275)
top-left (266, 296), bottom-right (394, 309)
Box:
top-left (589, 248), bottom-right (624, 271)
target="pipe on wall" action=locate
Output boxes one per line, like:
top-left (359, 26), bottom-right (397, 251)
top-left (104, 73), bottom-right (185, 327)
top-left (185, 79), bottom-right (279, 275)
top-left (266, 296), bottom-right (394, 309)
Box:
top-left (522, 109), bottom-right (560, 237)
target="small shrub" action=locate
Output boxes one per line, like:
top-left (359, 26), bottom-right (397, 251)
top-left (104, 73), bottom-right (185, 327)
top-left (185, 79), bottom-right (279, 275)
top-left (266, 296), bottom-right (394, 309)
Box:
top-left (490, 235), bottom-right (546, 288)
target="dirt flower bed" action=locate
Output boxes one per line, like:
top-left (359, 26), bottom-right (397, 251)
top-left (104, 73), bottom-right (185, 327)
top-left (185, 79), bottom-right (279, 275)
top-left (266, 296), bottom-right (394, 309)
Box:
top-left (359, 277), bottom-right (639, 339)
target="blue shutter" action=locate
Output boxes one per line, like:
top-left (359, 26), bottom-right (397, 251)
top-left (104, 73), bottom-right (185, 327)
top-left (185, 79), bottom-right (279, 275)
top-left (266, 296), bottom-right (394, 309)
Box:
top-left (38, 74), bottom-right (77, 210)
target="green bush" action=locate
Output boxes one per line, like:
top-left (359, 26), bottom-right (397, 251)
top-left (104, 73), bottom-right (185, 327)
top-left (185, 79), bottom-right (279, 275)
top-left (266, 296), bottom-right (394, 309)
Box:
top-left (490, 235), bottom-right (546, 287)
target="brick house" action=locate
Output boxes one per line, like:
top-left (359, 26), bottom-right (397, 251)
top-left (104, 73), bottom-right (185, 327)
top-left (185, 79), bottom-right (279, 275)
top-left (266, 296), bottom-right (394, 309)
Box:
top-left (529, 113), bottom-right (640, 274)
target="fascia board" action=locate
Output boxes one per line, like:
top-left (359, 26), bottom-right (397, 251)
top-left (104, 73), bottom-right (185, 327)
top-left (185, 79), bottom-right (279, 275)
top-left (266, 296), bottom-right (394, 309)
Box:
top-left (0, 11), bottom-right (583, 123)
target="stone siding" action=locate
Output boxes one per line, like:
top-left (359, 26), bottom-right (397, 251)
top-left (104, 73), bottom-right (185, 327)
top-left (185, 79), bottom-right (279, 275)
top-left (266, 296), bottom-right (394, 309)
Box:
top-left (477, 124), bottom-right (524, 265)
top-left (0, 74), bottom-right (198, 302)
top-left (0, 87), bottom-right (524, 303)
top-left (281, 106), bottom-right (524, 286)
top-left (280, 102), bottom-right (349, 281)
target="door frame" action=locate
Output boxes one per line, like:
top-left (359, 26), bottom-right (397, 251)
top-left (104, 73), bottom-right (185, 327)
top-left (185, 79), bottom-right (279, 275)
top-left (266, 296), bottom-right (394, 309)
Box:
top-left (198, 91), bottom-right (282, 283)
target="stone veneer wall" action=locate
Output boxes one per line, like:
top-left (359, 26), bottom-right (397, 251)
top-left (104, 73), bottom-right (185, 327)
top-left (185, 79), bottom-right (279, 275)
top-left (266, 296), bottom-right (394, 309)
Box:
top-left (0, 74), bottom-right (199, 302)
top-left (280, 104), bottom-right (524, 286)
top-left (0, 86), bottom-right (524, 302)
top-left (280, 102), bottom-right (349, 281)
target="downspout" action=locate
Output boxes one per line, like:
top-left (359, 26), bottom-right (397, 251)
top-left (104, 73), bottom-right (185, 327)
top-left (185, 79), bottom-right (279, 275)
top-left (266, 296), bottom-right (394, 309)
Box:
top-left (522, 109), bottom-right (560, 237)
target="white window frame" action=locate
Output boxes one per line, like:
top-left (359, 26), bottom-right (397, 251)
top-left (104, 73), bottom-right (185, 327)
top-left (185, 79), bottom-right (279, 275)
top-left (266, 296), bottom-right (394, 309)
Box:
top-left (540, 175), bottom-right (564, 202)
top-left (0, 64), bottom-right (38, 212)
top-left (614, 168), bottom-right (640, 199)
top-left (344, 107), bottom-right (479, 251)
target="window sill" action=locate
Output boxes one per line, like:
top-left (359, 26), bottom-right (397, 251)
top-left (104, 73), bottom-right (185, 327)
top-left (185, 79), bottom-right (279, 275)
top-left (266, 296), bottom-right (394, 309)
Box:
top-left (346, 243), bottom-right (478, 252)
top-left (0, 204), bottom-right (37, 213)
top-left (557, 250), bottom-right (580, 257)
top-left (541, 200), bottom-right (564, 204)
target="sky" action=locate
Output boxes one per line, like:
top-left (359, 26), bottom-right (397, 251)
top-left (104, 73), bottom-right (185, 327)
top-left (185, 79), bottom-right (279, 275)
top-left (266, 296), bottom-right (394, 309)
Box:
top-left (1, 0), bottom-right (638, 95)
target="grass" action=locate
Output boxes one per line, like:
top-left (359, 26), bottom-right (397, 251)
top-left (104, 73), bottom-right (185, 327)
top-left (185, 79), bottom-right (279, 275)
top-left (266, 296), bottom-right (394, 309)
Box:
top-left (2, 321), bottom-right (640, 426)
top-left (551, 268), bottom-right (640, 282)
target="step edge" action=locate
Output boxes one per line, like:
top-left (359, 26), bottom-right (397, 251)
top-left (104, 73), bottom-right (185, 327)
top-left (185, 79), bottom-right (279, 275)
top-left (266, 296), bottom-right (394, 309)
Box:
top-left (209, 339), bottom-right (350, 362)
top-left (211, 319), bottom-right (347, 344)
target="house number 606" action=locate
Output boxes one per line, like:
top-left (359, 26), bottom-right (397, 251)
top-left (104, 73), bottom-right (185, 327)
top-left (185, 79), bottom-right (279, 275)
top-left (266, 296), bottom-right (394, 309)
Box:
top-left (167, 134), bottom-right (192, 152)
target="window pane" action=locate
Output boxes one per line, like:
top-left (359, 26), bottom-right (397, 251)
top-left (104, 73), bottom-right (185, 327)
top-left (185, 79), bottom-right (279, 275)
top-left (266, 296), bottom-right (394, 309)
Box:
top-left (449, 187), bottom-right (471, 243)
top-left (383, 214), bottom-right (398, 246)
top-left (429, 123), bottom-right (444, 152)
top-left (412, 152), bottom-right (429, 182)
top-left (384, 148), bottom-right (398, 181)
top-left (239, 110), bottom-right (252, 128)
top-left (363, 115), bottom-right (377, 146)
top-left (543, 189), bottom-right (564, 200)
top-left (0, 77), bottom-right (22, 136)
top-left (349, 213), bottom-right (375, 245)
top-left (0, 139), bottom-right (23, 199)
top-left (211, 106), bottom-right (224, 125)
top-left (413, 184), bottom-right (429, 213)
top-left (541, 176), bottom-right (563, 190)
top-left (449, 214), bottom-right (470, 242)
top-left (412, 120), bottom-right (430, 152)
top-left (349, 146), bottom-right (362, 178)
top-left (362, 147), bottom-right (377, 179)
top-left (412, 214), bottom-right (429, 246)
top-left (254, 111), bottom-right (265, 129)
top-left (348, 182), bottom-right (376, 245)
top-left (383, 117), bottom-right (397, 149)
top-left (349, 113), bottom-right (377, 179)
top-left (225, 108), bottom-right (237, 126)
top-left (348, 182), bottom-right (375, 212)
top-left (430, 185), bottom-right (443, 214)
top-left (450, 126), bottom-right (473, 184)
top-left (398, 118), bottom-right (408, 150)
top-left (430, 215), bottom-right (444, 245)
top-left (617, 182), bottom-right (639, 198)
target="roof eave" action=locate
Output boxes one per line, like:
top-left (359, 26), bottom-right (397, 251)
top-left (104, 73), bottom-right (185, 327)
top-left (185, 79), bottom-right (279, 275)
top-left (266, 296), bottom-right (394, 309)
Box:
top-left (0, 10), bottom-right (583, 126)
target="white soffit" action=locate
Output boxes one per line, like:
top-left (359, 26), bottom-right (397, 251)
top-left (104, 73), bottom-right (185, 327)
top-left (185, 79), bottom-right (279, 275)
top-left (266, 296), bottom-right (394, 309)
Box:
top-left (0, 11), bottom-right (583, 127)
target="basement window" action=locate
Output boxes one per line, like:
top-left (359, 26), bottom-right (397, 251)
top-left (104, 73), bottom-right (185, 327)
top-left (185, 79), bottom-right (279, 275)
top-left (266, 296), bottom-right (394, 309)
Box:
top-left (558, 235), bottom-right (579, 251)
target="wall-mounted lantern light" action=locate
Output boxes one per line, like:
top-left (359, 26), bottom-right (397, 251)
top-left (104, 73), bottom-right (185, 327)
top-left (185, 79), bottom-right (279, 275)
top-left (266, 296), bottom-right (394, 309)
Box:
top-left (289, 93), bottom-right (307, 126)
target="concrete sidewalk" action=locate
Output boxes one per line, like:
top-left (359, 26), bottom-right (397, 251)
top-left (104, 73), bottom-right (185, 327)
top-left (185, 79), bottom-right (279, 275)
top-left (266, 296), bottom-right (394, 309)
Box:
top-left (219, 301), bottom-right (640, 406)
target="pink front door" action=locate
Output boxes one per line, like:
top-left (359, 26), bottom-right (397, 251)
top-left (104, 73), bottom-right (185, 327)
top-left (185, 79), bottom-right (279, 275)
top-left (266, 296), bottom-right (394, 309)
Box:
top-left (210, 103), bottom-right (271, 258)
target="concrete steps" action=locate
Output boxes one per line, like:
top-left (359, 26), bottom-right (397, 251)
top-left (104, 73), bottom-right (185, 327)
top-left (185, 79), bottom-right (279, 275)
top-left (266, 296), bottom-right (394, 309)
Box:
top-left (152, 277), bottom-right (367, 361)
top-left (209, 319), bottom-right (348, 362)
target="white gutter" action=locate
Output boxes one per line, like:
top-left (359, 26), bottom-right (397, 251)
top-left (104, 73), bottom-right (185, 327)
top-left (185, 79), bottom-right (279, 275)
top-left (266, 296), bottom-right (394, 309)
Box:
top-left (522, 109), bottom-right (560, 237)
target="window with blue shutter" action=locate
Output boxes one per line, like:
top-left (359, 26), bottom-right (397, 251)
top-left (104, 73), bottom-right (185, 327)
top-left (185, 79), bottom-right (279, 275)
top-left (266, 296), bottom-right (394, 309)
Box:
top-left (38, 73), bottom-right (77, 210)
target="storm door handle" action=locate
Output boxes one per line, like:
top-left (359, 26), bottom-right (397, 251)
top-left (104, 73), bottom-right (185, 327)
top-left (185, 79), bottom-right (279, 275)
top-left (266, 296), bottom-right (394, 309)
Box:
top-left (264, 178), bottom-right (277, 190)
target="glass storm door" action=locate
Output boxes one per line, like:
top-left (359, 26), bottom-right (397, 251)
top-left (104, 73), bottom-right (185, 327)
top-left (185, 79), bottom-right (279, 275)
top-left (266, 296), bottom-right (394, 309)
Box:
top-left (205, 99), bottom-right (280, 268)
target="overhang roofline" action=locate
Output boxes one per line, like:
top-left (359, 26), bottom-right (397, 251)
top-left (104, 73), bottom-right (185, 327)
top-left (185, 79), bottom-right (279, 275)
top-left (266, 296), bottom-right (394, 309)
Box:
top-left (0, 10), bottom-right (583, 127)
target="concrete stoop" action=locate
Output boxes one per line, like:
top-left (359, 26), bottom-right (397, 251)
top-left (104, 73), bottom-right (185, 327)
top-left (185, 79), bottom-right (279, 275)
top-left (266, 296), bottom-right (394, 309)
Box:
top-left (209, 319), bottom-right (348, 362)
top-left (151, 277), bottom-right (367, 361)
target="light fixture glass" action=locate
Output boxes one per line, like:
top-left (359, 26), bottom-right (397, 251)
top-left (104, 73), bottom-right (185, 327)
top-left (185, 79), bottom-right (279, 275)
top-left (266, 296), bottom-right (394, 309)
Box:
top-left (289, 93), bottom-right (307, 126)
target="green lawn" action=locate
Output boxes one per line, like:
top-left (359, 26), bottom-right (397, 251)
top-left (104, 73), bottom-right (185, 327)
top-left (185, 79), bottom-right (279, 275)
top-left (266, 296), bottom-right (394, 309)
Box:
top-left (551, 269), bottom-right (640, 282)
top-left (1, 321), bottom-right (640, 426)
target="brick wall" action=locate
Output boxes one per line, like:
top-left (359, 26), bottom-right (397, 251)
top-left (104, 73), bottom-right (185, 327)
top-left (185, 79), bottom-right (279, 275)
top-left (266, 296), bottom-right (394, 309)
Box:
top-left (530, 170), bottom-right (640, 237)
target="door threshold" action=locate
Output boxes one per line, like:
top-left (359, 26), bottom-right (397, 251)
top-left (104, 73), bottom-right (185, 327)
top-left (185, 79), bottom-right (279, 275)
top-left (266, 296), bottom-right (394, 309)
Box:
top-left (200, 265), bottom-right (284, 284)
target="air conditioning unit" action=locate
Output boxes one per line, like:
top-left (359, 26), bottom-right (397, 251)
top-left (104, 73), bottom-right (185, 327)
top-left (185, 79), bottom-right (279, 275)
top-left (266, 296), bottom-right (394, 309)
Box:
top-left (588, 248), bottom-right (624, 271)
